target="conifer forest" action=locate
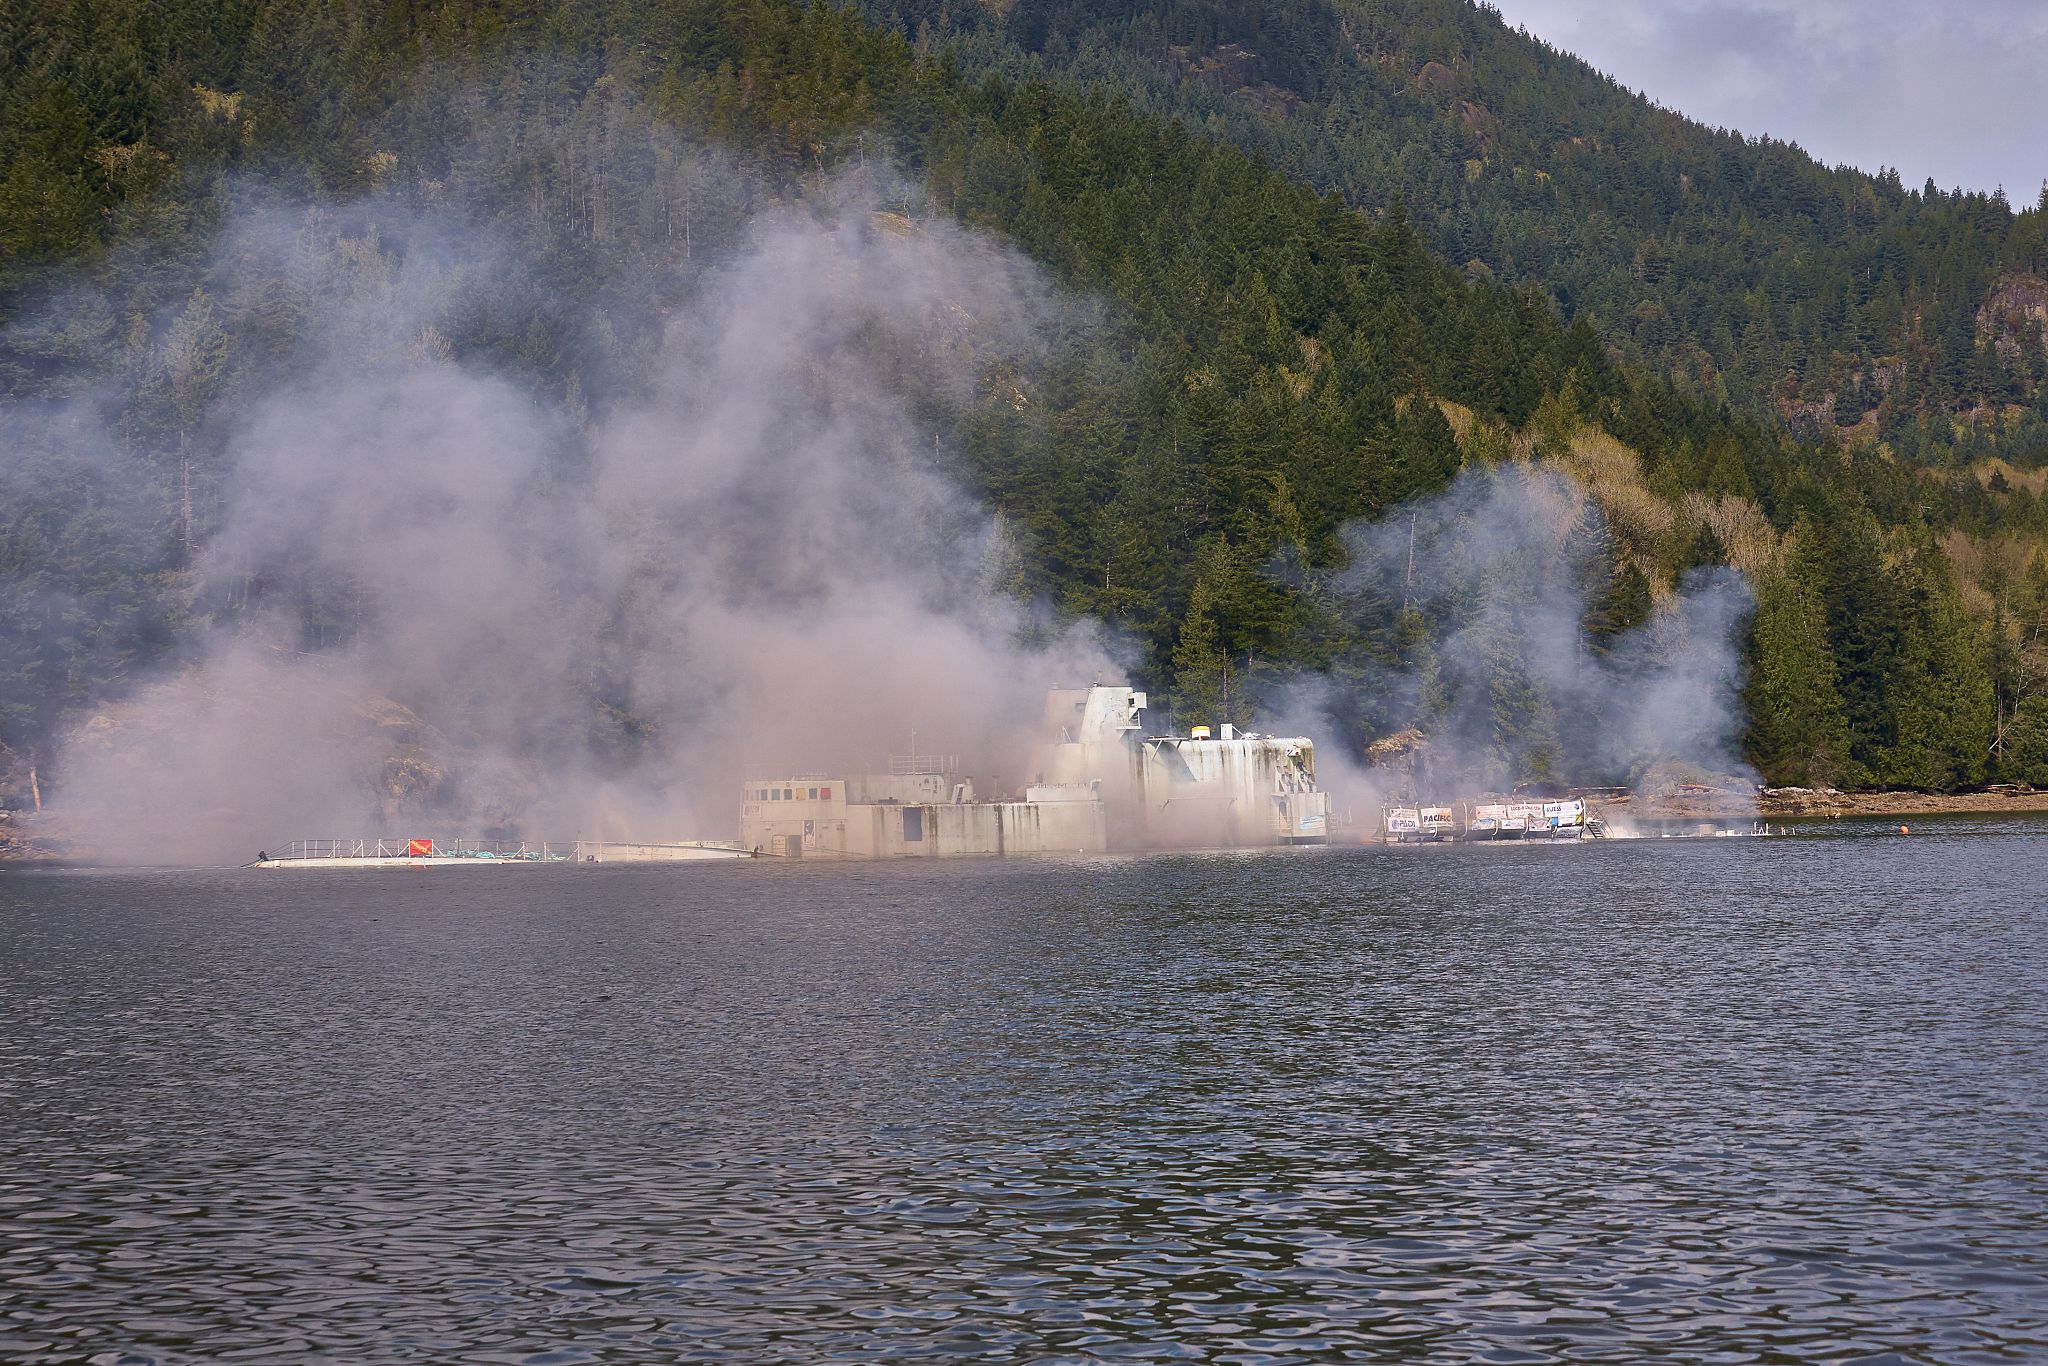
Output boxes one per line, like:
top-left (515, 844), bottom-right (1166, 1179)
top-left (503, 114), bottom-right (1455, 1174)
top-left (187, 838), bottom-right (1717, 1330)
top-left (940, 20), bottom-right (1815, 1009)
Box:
top-left (6, 0), bottom-right (2048, 807)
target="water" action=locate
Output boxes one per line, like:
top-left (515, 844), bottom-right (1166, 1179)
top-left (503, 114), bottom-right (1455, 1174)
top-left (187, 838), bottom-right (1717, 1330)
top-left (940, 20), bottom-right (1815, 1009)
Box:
top-left (3, 820), bottom-right (2045, 1363)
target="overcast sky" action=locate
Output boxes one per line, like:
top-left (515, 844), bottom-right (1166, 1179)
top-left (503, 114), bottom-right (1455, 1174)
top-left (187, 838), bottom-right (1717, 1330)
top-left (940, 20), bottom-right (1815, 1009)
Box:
top-left (1486, 0), bottom-right (2048, 201)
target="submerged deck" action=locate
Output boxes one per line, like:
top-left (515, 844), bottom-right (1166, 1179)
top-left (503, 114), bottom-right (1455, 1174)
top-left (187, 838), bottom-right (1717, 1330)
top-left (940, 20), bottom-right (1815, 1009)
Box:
top-left (253, 839), bottom-right (755, 868)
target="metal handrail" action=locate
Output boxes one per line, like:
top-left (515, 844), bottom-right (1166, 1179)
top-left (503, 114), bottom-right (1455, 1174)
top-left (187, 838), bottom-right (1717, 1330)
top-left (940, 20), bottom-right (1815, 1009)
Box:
top-left (888, 754), bottom-right (956, 775)
top-left (269, 839), bottom-right (571, 861)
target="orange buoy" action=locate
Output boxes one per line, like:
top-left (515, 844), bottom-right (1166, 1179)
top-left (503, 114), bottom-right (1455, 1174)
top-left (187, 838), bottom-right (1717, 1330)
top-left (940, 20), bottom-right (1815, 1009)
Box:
top-left (1898, 824), bottom-right (1910, 834)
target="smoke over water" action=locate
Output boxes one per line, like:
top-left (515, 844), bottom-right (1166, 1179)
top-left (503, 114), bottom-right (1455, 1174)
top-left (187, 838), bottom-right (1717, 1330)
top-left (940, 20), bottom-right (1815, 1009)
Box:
top-left (43, 174), bottom-right (1120, 862)
top-left (13, 146), bottom-right (1762, 863)
top-left (1277, 462), bottom-right (1756, 812)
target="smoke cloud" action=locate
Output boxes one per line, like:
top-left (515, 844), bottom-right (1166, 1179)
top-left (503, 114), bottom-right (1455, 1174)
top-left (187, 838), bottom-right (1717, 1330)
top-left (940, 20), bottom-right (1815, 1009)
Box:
top-left (10, 134), bottom-right (1760, 863)
top-left (1279, 462), bottom-right (1755, 808)
top-left (38, 168), bottom-right (1122, 862)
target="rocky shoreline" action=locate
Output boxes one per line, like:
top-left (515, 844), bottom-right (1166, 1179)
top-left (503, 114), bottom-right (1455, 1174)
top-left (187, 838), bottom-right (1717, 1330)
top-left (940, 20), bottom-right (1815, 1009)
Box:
top-left (0, 812), bottom-right (70, 863)
top-left (1755, 787), bottom-right (2048, 818)
top-left (1582, 785), bottom-right (2048, 825)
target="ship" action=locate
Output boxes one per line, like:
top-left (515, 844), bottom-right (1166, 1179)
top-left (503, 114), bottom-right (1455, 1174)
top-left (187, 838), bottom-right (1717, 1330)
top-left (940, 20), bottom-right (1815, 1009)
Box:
top-left (254, 686), bottom-right (1332, 867)
top-left (740, 685), bottom-right (1330, 858)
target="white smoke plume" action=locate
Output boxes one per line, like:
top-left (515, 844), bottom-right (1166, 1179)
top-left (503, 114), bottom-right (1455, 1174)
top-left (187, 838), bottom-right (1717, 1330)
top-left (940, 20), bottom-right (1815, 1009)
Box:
top-left (41, 171), bottom-right (1123, 862)
top-left (1276, 462), bottom-right (1755, 807)
top-left (10, 134), bottom-right (1764, 862)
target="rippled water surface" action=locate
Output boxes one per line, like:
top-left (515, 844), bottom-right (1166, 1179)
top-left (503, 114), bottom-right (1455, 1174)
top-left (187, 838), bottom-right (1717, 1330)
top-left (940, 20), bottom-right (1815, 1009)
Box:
top-left (4, 821), bottom-right (2046, 1363)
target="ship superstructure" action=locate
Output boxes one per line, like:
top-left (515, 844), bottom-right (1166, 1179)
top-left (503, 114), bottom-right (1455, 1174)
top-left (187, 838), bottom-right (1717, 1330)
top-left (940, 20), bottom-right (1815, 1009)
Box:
top-left (740, 685), bottom-right (1329, 858)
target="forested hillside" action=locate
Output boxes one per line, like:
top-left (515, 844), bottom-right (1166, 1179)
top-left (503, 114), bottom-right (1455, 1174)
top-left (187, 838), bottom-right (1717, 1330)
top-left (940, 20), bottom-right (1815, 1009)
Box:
top-left (861, 0), bottom-right (2048, 460)
top-left (3, 0), bottom-right (2046, 811)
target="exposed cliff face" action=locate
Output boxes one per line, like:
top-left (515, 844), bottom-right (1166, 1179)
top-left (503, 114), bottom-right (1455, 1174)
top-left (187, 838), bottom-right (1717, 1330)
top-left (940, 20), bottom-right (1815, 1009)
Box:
top-left (1152, 43), bottom-right (1303, 118)
top-left (1413, 59), bottom-right (1457, 95)
top-left (1979, 273), bottom-right (2048, 366)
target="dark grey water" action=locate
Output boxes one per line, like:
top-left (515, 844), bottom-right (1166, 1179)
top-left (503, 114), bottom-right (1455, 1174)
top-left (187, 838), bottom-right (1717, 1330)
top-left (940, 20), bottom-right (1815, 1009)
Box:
top-left (3, 821), bottom-right (2045, 1364)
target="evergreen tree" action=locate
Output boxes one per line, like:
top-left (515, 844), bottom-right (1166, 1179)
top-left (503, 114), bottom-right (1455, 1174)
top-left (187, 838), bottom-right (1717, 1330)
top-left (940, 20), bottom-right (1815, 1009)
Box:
top-left (1810, 500), bottom-right (1910, 781)
top-left (1169, 573), bottom-right (1249, 731)
top-left (1742, 539), bottom-right (1852, 785)
top-left (1389, 399), bottom-right (1461, 501)
top-left (1584, 560), bottom-right (1652, 647)
top-left (1470, 594), bottom-right (1557, 786)
top-left (1676, 520), bottom-right (1728, 579)
top-left (1887, 548), bottom-right (1994, 788)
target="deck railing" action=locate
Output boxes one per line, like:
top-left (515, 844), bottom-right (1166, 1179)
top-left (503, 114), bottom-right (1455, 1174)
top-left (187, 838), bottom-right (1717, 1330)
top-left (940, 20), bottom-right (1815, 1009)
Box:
top-left (888, 753), bottom-right (957, 776)
top-left (269, 839), bottom-right (571, 861)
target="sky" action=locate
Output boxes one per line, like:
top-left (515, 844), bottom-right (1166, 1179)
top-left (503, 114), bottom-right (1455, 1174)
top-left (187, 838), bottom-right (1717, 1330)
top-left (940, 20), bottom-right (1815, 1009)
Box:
top-left (1487, 0), bottom-right (2048, 200)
